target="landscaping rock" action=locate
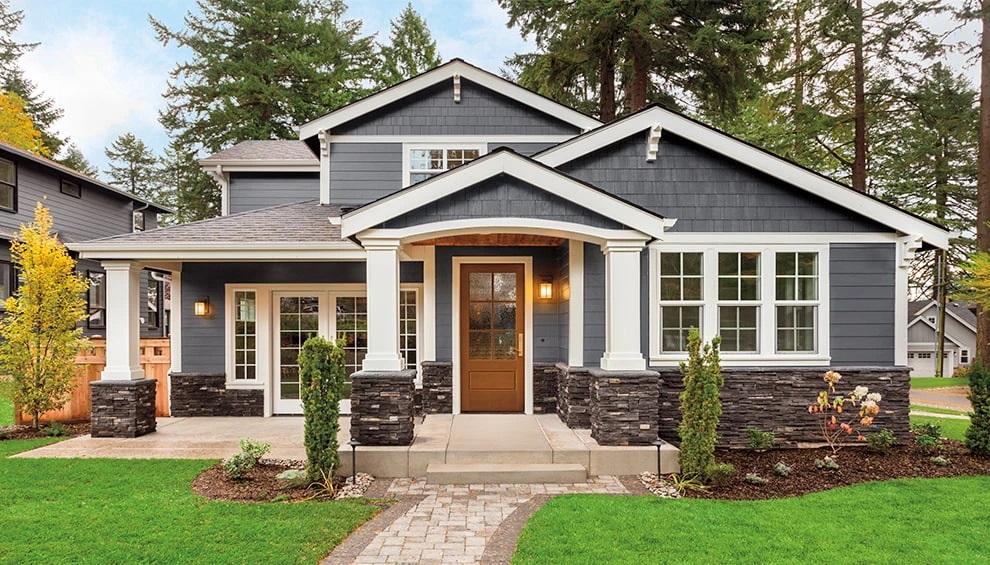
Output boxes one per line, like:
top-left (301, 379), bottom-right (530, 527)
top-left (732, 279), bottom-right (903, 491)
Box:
top-left (276, 469), bottom-right (309, 489)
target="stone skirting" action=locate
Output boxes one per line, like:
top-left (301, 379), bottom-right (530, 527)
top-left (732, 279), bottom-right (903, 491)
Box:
top-left (590, 369), bottom-right (660, 446)
top-left (169, 372), bottom-right (264, 417)
top-left (657, 367), bottom-right (912, 447)
top-left (533, 363), bottom-right (559, 414)
top-left (421, 362), bottom-right (453, 414)
top-left (90, 379), bottom-right (157, 438)
top-left (556, 364), bottom-right (592, 429)
top-left (350, 369), bottom-right (417, 446)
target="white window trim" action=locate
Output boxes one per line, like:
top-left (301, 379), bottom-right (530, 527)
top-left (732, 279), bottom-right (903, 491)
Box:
top-left (649, 243), bottom-right (830, 367)
top-left (402, 142), bottom-right (487, 188)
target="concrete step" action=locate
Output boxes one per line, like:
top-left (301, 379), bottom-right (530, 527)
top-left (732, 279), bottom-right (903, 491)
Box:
top-left (426, 463), bottom-right (588, 485)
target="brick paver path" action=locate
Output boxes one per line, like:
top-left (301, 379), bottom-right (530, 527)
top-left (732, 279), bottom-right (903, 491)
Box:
top-left (337, 477), bottom-right (629, 564)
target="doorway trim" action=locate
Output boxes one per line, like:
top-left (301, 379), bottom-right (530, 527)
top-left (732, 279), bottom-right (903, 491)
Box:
top-left (451, 256), bottom-right (533, 415)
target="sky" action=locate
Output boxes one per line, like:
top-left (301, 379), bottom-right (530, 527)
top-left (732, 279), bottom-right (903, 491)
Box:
top-left (7, 0), bottom-right (981, 177)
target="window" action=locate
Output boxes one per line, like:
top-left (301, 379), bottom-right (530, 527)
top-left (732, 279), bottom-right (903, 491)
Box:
top-left (908, 353), bottom-right (915, 359)
top-left (404, 144), bottom-right (484, 186)
top-left (0, 157), bottom-right (15, 212)
top-left (775, 252), bottom-right (818, 353)
top-left (133, 210), bottom-right (146, 232)
top-left (918, 352), bottom-right (932, 359)
top-left (233, 291), bottom-right (257, 380)
top-left (87, 271), bottom-right (106, 329)
top-left (400, 290), bottom-right (418, 369)
top-left (962, 349), bottom-right (970, 364)
top-left (0, 261), bottom-right (12, 305)
top-left (336, 296), bottom-right (368, 378)
top-left (658, 252), bottom-right (703, 352)
top-left (60, 179), bottom-right (81, 198)
top-left (147, 277), bottom-right (163, 330)
top-left (927, 316), bottom-right (936, 325)
top-left (717, 252), bottom-right (760, 352)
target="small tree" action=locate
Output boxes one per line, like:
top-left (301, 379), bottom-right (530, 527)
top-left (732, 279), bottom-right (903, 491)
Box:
top-left (966, 362), bottom-right (990, 456)
top-left (677, 329), bottom-right (723, 482)
top-left (298, 335), bottom-right (346, 482)
top-left (0, 203), bottom-right (88, 427)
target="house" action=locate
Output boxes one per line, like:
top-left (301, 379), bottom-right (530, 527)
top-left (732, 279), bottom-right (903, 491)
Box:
top-left (907, 300), bottom-right (976, 377)
top-left (0, 141), bottom-right (171, 338)
top-left (71, 60), bottom-right (949, 447)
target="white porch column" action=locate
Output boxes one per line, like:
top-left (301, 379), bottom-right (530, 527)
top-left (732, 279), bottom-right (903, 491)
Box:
top-left (101, 261), bottom-right (146, 381)
top-left (600, 240), bottom-right (647, 371)
top-left (362, 240), bottom-right (405, 371)
top-left (568, 239), bottom-right (584, 367)
top-left (168, 270), bottom-right (182, 374)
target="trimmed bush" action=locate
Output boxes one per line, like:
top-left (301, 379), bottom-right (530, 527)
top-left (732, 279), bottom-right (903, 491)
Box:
top-left (866, 429), bottom-right (896, 451)
top-left (745, 427), bottom-right (774, 450)
top-left (298, 336), bottom-right (346, 482)
top-left (677, 329), bottom-right (723, 483)
top-left (965, 362), bottom-right (990, 456)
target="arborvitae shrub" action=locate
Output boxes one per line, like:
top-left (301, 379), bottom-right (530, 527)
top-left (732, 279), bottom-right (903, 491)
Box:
top-left (677, 329), bottom-right (723, 483)
top-left (299, 336), bottom-right (346, 481)
top-left (966, 362), bottom-right (990, 456)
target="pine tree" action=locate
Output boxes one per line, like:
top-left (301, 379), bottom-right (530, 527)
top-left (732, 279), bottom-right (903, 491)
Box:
top-left (158, 139), bottom-right (217, 225)
top-left (0, 90), bottom-right (48, 156)
top-left (56, 143), bottom-right (99, 178)
top-left (104, 133), bottom-right (161, 200)
top-left (377, 3), bottom-right (441, 88)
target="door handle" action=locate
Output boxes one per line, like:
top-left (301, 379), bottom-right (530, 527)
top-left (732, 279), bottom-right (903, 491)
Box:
top-left (517, 332), bottom-right (524, 357)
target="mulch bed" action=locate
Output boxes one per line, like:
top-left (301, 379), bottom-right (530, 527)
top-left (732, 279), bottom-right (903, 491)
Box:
top-left (193, 462), bottom-right (351, 503)
top-left (0, 422), bottom-right (90, 440)
top-left (689, 439), bottom-right (990, 500)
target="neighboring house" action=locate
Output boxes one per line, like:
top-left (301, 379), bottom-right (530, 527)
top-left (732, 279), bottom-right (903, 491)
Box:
top-left (0, 141), bottom-right (171, 338)
top-left (72, 60), bottom-right (950, 446)
top-left (907, 300), bottom-right (976, 377)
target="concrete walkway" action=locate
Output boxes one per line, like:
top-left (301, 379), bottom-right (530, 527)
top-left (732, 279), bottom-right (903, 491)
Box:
top-left (910, 387), bottom-right (972, 413)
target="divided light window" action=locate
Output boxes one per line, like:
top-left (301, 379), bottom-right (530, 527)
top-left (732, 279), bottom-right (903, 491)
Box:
top-left (60, 179), bottom-right (81, 198)
top-left (658, 252), bottom-right (703, 352)
top-left (0, 157), bottom-right (15, 212)
top-left (233, 291), bottom-right (257, 380)
top-left (718, 252), bottom-right (760, 353)
top-left (408, 147), bottom-right (481, 184)
top-left (775, 252), bottom-right (818, 353)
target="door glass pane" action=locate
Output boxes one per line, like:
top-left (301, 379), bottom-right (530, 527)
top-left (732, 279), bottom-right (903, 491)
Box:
top-left (493, 302), bottom-right (516, 330)
top-left (470, 272), bottom-right (492, 300)
top-left (336, 295), bottom-right (368, 394)
top-left (278, 296), bottom-right (319, 400)
top-left (469, 331), bottom-right (491, 359)
top-left (469, 303), bottom-right (492, 330)
top-left (494, 332), bottom-right (516, 359)
top-left (493, 273), bottom-right (517, 300)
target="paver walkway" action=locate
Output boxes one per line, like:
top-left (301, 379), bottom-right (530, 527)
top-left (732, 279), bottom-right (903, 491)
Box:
top-left (324, 477), bottom-right (630, 564)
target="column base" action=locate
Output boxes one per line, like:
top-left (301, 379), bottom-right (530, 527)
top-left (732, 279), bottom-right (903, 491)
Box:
top-left (599, 353), bottom-right (646, 371)
top-left (361, 354), bottom-right (406, 372)
top-left (589, 369), bottom-right (659, 446)
top-left (100, 366), bottom-right (146, 381)
top-left (350, 369), bottom-right (416, 446)
top-left (90, 379), bottom-right (157, 438)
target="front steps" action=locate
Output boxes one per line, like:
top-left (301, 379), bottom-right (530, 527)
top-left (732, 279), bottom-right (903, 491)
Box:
top-left (426, 463), bottom-right (588, 484)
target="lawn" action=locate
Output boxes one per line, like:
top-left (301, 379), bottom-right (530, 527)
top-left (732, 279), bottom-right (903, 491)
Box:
top-left (911, 414), bottom-right (970, 442)
top-left (0, 395), bottom-right (12, 427)
top-left (0, 439), bottom-right (378, 564)
top-left (513, 476), bottom-right (990, 564)
top-left (911, 377), bottom-right (969, 389)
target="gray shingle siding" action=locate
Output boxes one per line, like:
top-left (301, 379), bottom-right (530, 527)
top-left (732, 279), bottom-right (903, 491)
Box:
top-left (559, 132), bottom-right (889, 233)
top-left (329, 142), bottom-right (403, 206)
top-left (228, 173), bottom-right (319, 214)
top-left (333, 79), bottom-right (581, 136)
top-left (829, 243), bottom-right (895, 366)
top-left (382, 176), bottom-right (626, 230)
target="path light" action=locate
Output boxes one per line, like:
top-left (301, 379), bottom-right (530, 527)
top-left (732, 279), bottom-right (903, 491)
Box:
top-left (348, 439), bottom-right (361, 485)
top-left (651, 438), bottom-right (664, 474)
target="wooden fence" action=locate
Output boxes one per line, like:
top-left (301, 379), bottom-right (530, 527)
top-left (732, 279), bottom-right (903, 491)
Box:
top-left (15, 338), bottom-right (171, 424)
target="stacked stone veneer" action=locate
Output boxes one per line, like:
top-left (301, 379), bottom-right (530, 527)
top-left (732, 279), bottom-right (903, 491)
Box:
top-left (556, 364), bottom-right (592, 428)
top-left (533, 363), bottom-right (559, 414)
top-left (350, 370), bottom-right (416, 446)
top-left (90, 379), bottom-right (157, 438)
top-left (590, 369), bottom-right (660, 445)
top-left (421, 362), bottom-right (452, 414)
top-left (169, 373), bottom-right (264, 417)
top-left (657, 367), bottom-right (912, 447)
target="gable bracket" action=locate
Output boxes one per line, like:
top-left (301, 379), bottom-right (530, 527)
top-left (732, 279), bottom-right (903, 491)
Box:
top-left (897, 234), bottom-right (923, 268)
top-left (453, 74), bottom-right (461, 103)
top-left (646, 123), bottom-right (662, 162)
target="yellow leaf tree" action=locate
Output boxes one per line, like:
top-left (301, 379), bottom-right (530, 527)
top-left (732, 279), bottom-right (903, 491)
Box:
top-left (0, 203), bottom-right (88, 427)
top-left (0, 91), bottom-right (50, 157)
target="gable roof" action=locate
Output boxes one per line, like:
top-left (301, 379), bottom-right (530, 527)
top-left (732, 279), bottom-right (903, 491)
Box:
top-left (341, 148), bottom-right (674, 239)
top-left (534, 105), bottom-right (950, 249)
top-left (909, 300), bottom-right (977, 334)
top-left (0, 140), bottom-right (173, 213)
top-left (297, 59), bottom-right (602, 140)
top-left (201, 140), bottom-right (317, 164)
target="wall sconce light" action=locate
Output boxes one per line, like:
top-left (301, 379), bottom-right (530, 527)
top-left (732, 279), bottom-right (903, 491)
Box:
top-left (193, 297), bottom-right (210, 317)
top-left (538, 277), bottom-right (554, 300)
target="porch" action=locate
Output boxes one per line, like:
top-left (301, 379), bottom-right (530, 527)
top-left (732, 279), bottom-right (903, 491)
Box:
top-left (16, 413), bottom-right (680, 480)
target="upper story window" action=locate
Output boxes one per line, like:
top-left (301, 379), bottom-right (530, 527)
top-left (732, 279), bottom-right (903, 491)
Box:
top-left (0, 261), bottom-right (13, 306)
top-left (403, 144), bottom-right (485, 186)
top-left (60, 179), bottom-right (81, 198)
top-left (0, 157), bottom-right (16, 212)
top-left (133, 210), bottom-right (146, 232)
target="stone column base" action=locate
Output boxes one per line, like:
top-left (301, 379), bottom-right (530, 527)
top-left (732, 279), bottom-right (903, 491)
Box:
top-left (90, 379), bottom-right (157, 438)
top-left (590, 369), bottom-right (659, 446)
top-left (350, 369), bottom-right (416, 446)
top-left (556, 364), bottom-right (592, 429)
top-left (421, 362), bottom-right (452, 414)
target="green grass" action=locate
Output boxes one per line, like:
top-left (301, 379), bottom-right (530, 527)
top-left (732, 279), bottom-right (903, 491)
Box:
top-left (911, 377), bottom-right (969, 389)
top-left (911, 414), bottom-right (970, 442)
top-left (0, 439), bottom-right (378, 564)
top-left (513, 476), bottom-right (990, 564)
top-left (911, 404), bottom-right (969, 416)
top-left (0, 395), bottom-right (12, 427)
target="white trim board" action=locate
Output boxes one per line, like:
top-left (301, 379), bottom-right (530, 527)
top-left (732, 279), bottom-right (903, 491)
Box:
top-left (535, 106), bottom-right (950, 249)
top-left (329, 135), bottom-right (573, 144)
top-left (298, 59), bottom-right (601, 139)
top-left (361, 219), bottom-right (652, 247)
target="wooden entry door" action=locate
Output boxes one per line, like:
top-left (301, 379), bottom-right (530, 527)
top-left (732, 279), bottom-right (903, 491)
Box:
top-left (460, 264), bottom-right (525, 412)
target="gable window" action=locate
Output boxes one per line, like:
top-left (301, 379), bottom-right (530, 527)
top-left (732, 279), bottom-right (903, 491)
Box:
top-left (60, 179), bottom-right (81, 198)
top-left (0, 157), bottom-right (15, 212)
top-left (403, 144), bottom-right (484, 186)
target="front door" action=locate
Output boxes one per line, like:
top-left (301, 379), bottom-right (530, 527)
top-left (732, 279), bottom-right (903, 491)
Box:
top-left (460, 264), bottom-right (525, 412)
top-left (273, 293), bottom-right (324, 414)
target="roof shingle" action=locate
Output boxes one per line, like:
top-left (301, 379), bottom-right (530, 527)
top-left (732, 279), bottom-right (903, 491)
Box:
top-left (201, 140), bottom-right (317, 162)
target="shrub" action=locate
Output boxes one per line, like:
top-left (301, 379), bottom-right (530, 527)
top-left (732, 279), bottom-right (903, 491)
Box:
top-left (807, 371), bottom-right (882, 453)
top-left (707, 463), bottom-right (735, 487)
top-left (677, 330), bottom-right (723, 483)
top-left (965, 362), bottom-right (990, 456)
top-left (912, 422), bottom-right (943, 452)
top-left (930, 455), bottom-right (952, 467)
top-left (40, 421), bottom-right (69, 437)
top-left (223, 438), bottom-right (271, 480)
top-left (773, 462), bottom-right (792, 477)
top-left (815, 456), bottom-right (839, 470)
top-left (915, 433), bottom-right (943, 452)
top-left (665, 473), bottom-right (707, 496)
top-left (953, 365), bottom-right (972, 380)
top-left (744, 473), bottom-right (768, 485)
top-left (298, 336), bottom-right (346, 482)
top-left (745, 427), bottom-right (774, 450)
top-left (866, 429), bottom-right (897, 451)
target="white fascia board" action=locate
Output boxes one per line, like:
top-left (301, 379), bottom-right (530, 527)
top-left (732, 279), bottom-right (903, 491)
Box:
top-left (328, 134), bottom-right (574, 144)
top-left (658, 232), bottom-right (898, 244)
top-left (298, 60), bottom-right (602, 139)
top-left (341, 151), bottom-right (669, 238)
top-left (537, 106), bottom-right (950, 249)
top-left (72, 241), bottom-right (365, 261)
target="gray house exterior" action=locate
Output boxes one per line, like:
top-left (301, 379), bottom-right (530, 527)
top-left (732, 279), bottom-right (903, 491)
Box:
top-left (907, 300), bottom-right (976, 377)
top-left (72, 60), bottom-right (949, 449)
top-left (0, 141), bottom-right (170, 338)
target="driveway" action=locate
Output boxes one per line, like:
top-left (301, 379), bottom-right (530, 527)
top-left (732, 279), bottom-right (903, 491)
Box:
top-left (910, 387), bottom-right (971, 413)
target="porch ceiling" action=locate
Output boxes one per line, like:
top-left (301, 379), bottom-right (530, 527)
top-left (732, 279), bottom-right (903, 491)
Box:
top-left (411, 234), bottom-right (566, 247)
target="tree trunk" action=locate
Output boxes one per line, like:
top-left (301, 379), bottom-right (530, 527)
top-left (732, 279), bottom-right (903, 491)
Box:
top-left (599, 45), bottom-right (617, 122)
top-left (629, 36), bottom-right (649, 112)
top-left (852, 0), bottom-right (868, 193)
top-left (978, 0), bottom-right (990, 364)
top-left (793, 3), bottom-right (805, 157)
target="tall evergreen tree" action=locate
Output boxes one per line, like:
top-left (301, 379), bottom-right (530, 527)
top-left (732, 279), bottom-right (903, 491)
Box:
top-left (377, 4), bottom-right (441, 88)
top-left (56, 143), bottom-right (98, 178)
top-left (104, 133), bottom-right (161, 201)
top-left (158, 139), bottom-right (217, 225)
